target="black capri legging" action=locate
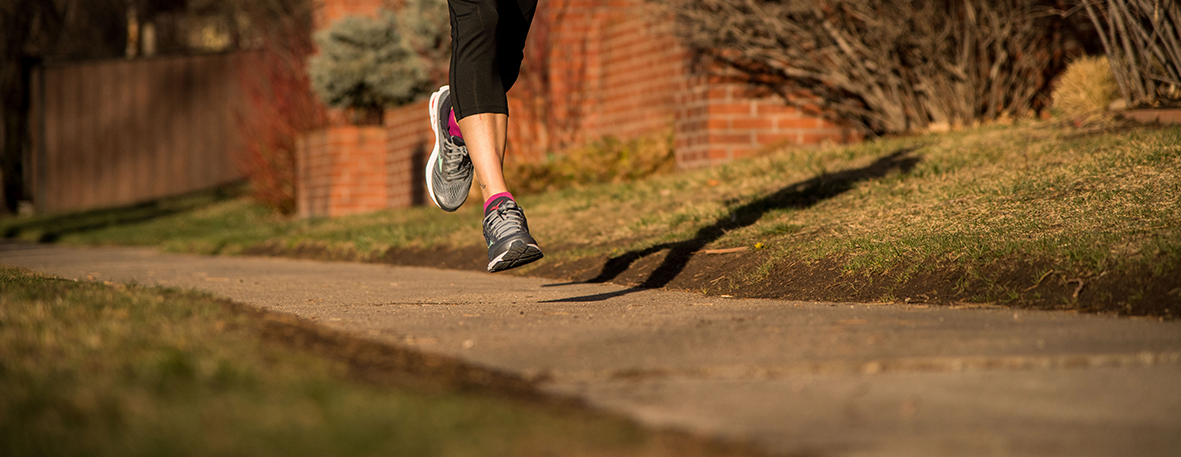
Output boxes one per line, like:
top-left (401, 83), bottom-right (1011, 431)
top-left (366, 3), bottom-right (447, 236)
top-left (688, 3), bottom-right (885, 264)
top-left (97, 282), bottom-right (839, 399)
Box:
top-left (447, 0), bottom-right (537, 120)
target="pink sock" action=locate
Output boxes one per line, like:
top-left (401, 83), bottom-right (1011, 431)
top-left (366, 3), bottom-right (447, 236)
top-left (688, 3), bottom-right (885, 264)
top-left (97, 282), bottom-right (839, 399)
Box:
top-left (448, 109), bottom-right (463, 139)
top-left (484, 192), bottom-right (514, 214)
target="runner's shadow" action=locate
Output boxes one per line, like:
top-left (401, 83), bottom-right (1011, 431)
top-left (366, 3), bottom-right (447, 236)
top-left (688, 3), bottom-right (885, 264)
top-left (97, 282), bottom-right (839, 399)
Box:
top-left (541, 148), bottom-right (921, 303)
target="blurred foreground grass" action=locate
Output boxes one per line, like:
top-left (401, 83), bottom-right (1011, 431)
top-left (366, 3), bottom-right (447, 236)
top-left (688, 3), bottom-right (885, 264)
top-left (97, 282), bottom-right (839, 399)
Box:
top-left (0, 267), bottom-right (752, 457)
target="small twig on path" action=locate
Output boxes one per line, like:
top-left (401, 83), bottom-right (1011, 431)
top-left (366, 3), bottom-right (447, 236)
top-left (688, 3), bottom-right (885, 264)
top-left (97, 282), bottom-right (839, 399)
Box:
top-left (1067, 278), bottom-right (1085, 299)
top-left (1023, 269), bottom-right (1054, 292)
top-left (699, 247), bottom-right (749, 255)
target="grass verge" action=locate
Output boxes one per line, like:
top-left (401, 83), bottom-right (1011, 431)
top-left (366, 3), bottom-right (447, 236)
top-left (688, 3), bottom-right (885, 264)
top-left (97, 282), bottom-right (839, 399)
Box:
top-left (0, 267), bottom-right (759, 457)
top-left (3, 121), bottom-right (1178, 317)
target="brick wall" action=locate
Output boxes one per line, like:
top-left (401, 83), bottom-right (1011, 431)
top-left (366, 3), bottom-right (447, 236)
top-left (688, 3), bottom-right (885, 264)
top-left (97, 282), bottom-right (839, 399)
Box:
top-left (297, 126), bottom-right (392, 217)
top-left (503, 0), bottom-right (689, 162)
top-left (498, 0), bottom-right (858, 168)
top-left (298, 0), bottom-right (429, 218)
top-left (676, 75), bottom-right (863, 168)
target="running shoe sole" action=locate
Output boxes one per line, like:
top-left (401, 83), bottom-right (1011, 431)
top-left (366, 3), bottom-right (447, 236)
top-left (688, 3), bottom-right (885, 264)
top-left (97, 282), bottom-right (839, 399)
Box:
top-left (488, 239), bottom-right (544, 273)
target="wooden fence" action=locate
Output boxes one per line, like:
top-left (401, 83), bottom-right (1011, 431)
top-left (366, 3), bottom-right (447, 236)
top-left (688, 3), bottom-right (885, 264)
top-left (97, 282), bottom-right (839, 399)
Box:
top-left (30, 53), bottom-right (246, 213)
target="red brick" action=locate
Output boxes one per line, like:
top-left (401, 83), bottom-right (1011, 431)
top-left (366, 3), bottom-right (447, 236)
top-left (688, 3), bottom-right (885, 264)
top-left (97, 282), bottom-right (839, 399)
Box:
top-left (730, 117), bottom-right (774, 130)
top-left (817, 118), bottom-right (845, 129)
top-left (709, 104), bottom-right (752, 115)
top-left (778, 118), bottom-right (818, 129)
top-left (735, 147), bottom-right (769, 160)
top-left (707, 148), bottom-right (731, 160)
top-left (757, 133), bottom-right (798, 145)
top-left (705, 88), bottom-right (730, 101)
top-left (757, 104), bottom-right (796, 115)
top-left (708, 133), bottom-right (751, 145)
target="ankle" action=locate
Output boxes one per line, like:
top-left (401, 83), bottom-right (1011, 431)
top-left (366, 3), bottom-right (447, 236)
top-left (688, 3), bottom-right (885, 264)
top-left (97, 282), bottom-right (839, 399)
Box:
top-left (448, 109), bottom-right (463, 139)
top-left (484, 192), bottom-right (515, 215)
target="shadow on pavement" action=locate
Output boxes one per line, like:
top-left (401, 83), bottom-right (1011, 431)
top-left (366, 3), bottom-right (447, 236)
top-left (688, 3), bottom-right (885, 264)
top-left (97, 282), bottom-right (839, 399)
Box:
top-left (542, 148), bottom-right (922, 304)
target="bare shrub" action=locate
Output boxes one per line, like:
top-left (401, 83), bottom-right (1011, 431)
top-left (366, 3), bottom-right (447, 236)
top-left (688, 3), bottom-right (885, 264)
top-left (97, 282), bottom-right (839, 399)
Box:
top-left (661, 0), bottom-right (1074, 134)
top-left (1082, 0), bottom-right (1181, 107)
top-left (1052, 55), bottom-right (1119, 119)
top-left (236, 4), bottom-right (326, 215)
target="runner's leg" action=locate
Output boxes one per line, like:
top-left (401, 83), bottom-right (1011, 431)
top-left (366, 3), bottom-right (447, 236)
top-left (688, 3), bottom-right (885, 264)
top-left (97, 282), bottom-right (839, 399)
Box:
top-left (457, 113), bottom-right (509, 201)
top-left (447, 0), bottom-right (535, 201)
top-left (446, 0), bottom-right (542, 272)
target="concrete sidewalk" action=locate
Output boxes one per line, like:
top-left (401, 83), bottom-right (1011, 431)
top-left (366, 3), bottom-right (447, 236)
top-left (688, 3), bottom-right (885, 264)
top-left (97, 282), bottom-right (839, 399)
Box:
top-left (3, 242), bottom-right (1179, 456)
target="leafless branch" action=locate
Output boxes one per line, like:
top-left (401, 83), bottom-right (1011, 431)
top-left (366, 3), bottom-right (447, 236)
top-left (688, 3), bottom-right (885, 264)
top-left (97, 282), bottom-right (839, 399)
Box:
top-left (1084, 0), bottom-right (1181, 107)
top-left (662, 0), bottom-right (1077, 134)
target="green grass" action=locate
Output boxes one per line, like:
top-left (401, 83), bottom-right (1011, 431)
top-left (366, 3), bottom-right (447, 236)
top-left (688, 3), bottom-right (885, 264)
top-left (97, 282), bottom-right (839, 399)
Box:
top-left (4, 121), bottom-right (1179, 311)
top-left (522, 122), bottom-right (1180, 289)
top-left (0, 267), bottom-right (749, 457)
top-left (800, 125), bottom-right (1180, 275)
top-left (0, 184), bottom-right (483, 256)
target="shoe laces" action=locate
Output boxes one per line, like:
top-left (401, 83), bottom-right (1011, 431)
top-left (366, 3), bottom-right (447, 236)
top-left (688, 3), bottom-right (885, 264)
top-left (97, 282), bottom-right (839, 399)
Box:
top-left (484, 201), bottom-right (528, 241)
top-left (442, 137), bottom-right (472, 181)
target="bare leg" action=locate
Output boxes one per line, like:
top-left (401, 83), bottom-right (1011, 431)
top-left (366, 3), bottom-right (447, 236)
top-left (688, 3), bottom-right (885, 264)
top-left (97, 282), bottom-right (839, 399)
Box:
top-left (458, 112), bottom-right (510, 202)
top-left (456, 110), bottom-right (541, 272)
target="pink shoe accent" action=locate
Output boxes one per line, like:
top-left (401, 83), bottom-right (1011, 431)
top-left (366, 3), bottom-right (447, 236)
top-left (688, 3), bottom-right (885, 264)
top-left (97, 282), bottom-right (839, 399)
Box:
top-left (448, 109), bottom-right (463, 139)
top-left (484, 192), bottom-right (514, 215)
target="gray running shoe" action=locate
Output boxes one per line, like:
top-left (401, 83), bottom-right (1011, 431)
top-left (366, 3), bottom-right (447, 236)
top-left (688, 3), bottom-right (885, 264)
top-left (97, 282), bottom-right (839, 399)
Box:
top-left (483, 198), bottom-right (543, 272)
top-left (426, 85), bottom-right (473, 212)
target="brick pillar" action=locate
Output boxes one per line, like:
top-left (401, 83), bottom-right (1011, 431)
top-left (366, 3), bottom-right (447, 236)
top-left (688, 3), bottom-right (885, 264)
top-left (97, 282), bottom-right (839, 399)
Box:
top-left (385, 99), bottom-right (433, 208)
top-left (297, 125), bottom-right (391, 218)
top-left (298, 0), bottom-right (425, 218)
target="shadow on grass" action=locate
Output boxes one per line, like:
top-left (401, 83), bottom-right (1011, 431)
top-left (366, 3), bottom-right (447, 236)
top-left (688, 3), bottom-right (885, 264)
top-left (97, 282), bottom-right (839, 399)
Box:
top-left (1, 183), bottom-right (244, 242)
top-left (542, 148), bottom-right (922, 303)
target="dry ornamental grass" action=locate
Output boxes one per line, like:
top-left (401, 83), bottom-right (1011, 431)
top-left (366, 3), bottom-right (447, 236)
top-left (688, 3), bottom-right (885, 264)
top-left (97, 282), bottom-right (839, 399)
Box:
top-left (1052, 55), bottom-right (1120, 122)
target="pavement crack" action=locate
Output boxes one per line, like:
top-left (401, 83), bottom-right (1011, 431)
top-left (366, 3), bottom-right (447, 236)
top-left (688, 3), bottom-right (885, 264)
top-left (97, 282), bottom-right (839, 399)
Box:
top-left (371, 301), bottom-right (458, 306)
top-left (549, 352), bottom-right (1181, 383)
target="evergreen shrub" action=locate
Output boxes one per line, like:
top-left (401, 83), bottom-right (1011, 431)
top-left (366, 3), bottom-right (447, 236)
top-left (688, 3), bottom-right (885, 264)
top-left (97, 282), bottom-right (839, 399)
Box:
top-left (307, 11), bottom-right (430, 121)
